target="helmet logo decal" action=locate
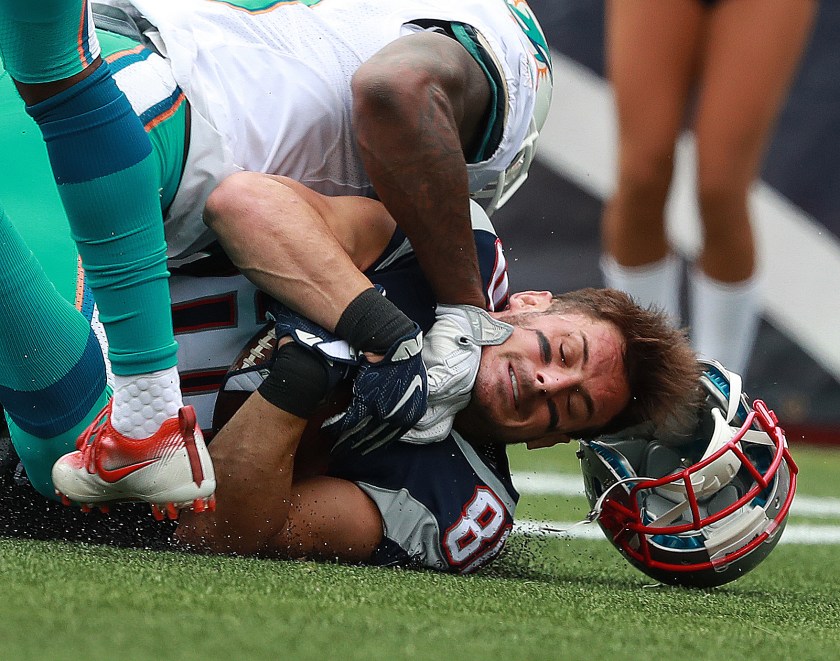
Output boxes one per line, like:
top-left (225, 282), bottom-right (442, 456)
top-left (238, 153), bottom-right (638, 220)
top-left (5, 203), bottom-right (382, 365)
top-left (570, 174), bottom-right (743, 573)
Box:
top-left (504, 0), bottom-right (553, 83)
top-left (210, 0), bottom-right (323, 13)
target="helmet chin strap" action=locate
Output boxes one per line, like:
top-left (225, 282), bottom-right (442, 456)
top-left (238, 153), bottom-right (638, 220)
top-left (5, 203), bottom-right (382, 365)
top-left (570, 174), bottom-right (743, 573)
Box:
top-left (724, 370), bottom-right (743, 422)
top-left (655, 407), bottom-right (743, 503)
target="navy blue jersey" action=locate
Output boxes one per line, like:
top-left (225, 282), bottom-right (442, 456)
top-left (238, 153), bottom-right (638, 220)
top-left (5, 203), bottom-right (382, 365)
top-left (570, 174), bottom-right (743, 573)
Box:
top-left (329, 431), bottom-right (518, 573)
top-left (364, 201), bottom-right (509, 332)
top-left (336, 200), bottom-right (518, 573)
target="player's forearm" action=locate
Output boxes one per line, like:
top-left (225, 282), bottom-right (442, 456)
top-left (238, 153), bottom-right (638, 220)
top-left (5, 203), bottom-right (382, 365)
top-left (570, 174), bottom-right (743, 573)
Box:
top-left (175, 392), bottom-right (306, 555)
top-left (351, 44), bottom-right (487, 308)
top-left (205, 172), bottom-right (374, 331)
top-left (359, 136), bottom-right (486, 307)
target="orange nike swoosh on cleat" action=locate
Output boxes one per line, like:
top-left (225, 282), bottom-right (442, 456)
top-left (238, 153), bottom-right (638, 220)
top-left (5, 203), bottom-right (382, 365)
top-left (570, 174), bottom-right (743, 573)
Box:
top-left (97, 458), bottom-right (160, 483)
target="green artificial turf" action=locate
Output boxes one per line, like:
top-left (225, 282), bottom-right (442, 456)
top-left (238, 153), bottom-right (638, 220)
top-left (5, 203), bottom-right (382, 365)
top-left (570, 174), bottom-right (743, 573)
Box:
top-left (2, 444), bottom-right (838, 661)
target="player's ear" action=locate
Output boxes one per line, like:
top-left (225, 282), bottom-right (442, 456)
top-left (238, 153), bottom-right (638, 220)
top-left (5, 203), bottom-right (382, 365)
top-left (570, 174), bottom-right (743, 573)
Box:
top-left (508, 290), bottom-right (552, 313)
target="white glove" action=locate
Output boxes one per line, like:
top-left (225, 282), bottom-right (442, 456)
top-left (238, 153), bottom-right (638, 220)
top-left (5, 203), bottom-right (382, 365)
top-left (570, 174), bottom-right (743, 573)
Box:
top-left (402, 304), bottom-right (513, 444)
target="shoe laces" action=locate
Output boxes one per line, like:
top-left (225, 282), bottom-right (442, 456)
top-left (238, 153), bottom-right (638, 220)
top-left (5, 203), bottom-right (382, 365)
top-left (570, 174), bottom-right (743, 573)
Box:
top-left (75, 403), bottom-right (113, 473)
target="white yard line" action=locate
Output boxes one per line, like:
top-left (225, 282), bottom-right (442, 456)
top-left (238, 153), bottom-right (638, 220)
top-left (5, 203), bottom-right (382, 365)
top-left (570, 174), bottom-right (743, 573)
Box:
top-left (511, 471), bottom-right (840, 520)
top-left (513, 519), bottom-right (840, 545)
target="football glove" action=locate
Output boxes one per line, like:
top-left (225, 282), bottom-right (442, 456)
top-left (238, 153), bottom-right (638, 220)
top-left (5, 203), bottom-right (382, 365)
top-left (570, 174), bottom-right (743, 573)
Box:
top-left (402, 304), bottom-right (513, 444)
top-left (323, 322), bottom-right (428, 455)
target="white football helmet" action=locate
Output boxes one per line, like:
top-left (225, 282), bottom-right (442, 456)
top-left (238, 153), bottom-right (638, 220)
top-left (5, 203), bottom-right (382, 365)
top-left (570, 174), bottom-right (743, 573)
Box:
top-left (578, 359), bottom-right (797, 588)
top-left (472, 1), bottom-right (554, 216)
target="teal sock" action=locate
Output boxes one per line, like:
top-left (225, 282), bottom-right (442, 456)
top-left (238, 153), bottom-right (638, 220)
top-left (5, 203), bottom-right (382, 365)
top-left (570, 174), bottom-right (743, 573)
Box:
top-left (1, 2), bottom-right (177, 375)
top-left (25, 62), bottom-right (178, 376)
top-left (0, 0), bottom-right (99, 83)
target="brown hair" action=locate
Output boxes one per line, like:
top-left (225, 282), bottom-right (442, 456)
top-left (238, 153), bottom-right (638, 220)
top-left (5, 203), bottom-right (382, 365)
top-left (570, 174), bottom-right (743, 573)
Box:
top-left (545, 288), bottom-right (702, 436)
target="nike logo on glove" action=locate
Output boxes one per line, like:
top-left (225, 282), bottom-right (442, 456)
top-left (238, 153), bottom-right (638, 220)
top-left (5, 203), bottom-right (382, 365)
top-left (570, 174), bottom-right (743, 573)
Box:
top-left (385, 375), bottom-right (425, 419)
top-left (390, 334), bottom-right (423, 361)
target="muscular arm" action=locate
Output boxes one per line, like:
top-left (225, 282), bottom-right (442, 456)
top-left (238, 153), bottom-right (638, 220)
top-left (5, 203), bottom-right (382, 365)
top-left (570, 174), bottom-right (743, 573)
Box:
top-left (207, 31), bottom-right (493, 322)
top-left (266, 475), bottom-right (383, 563)
top-left (176, 371), bottom-right (383, 557)
top-left (176, 390), bottom-right (308, 555)
top-left (205, 172), bottom-right (396, 331)
top-left (351, 31), bottom-right (491, 308)
top-left (175, 292), bottom-right (382, 556)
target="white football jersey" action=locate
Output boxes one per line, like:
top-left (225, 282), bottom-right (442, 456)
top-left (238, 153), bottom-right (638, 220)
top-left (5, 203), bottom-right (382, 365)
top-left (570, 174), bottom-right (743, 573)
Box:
top-left (127, 0), bottom-right (540, 258)
top-left (167, 272), bottom-right (266, 430)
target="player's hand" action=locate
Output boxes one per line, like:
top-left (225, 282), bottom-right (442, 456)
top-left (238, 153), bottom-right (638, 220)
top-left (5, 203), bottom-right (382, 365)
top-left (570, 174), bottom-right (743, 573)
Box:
top-left (402, 304), bottom-right (513, 444)
top-left (267, 300), bottom-right (359, 389)
top-left (323, 323), bottom-right (428, 455)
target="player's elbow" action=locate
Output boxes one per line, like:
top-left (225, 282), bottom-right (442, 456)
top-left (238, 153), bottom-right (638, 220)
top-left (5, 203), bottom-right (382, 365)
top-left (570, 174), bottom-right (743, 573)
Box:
top-left (204, 171), bottom-right (263, 234)
top-left (351, 63), bottom-right (441, 129)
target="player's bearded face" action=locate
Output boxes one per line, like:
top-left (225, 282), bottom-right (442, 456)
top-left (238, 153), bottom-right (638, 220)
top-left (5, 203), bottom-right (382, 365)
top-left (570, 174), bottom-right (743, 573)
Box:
top-left (456, 302), bottom-right (630, 445)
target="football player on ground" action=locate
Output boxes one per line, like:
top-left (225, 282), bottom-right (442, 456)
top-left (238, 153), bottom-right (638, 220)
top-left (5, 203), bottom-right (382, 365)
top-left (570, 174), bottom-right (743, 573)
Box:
top-left (173, 177), bottom-right (701, 568)
top-left (208, 189), bottom-right (789, 583)
top-left (0, 167), bottom-right (700, 571)
top-left (0, 0), bottom-right (554, 510)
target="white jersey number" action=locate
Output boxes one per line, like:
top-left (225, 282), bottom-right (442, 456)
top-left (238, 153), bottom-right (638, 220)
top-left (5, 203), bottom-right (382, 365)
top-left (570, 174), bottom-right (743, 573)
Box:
top-left (443, 486), bottom-right (509, 570)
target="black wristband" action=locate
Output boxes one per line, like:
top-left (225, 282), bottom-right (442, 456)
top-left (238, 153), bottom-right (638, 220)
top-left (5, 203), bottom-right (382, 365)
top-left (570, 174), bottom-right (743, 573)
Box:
top-left (336, 287), bottom-right (415, 354)
top-left (257, 343), bottom-right (329, 418)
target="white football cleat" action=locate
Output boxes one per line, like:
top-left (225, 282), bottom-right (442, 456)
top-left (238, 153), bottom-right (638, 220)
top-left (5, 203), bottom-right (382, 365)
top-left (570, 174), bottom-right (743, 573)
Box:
top-left (52, 403), bottom-right (216, 519)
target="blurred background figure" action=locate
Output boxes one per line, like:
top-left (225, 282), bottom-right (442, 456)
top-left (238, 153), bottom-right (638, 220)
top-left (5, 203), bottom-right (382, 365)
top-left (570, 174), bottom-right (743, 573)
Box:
top-left (599, 0), bottom-right (817, 376)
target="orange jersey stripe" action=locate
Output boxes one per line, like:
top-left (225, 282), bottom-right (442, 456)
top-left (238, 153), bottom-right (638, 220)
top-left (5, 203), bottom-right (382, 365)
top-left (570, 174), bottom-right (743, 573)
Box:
top-left (210, 0), bottom-right (298, 16)
top-left (75, 1), bottom-right (92, 68)
top-left (74, 256), bottom-right (86, 312)
top-left (144, 92), bottom-right (186, 132)
top-left (105, 45), bottom-right (146, 65)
